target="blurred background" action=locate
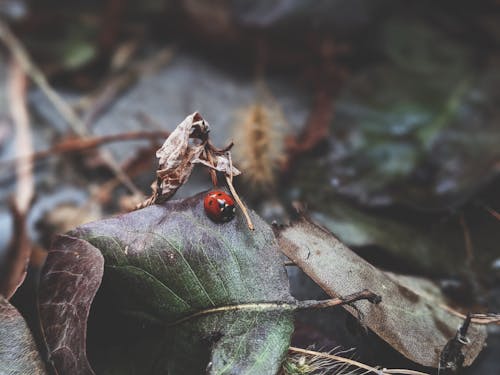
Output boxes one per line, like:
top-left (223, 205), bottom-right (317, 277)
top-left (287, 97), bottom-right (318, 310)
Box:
top-left (0, 0), bottom-right (499, 373)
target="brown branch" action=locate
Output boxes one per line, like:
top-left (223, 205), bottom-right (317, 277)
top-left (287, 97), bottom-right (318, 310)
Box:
top-left (0, 59), bottom-right (33, 299)
top-left (295, 289), bottom-right (381, 310)
top-left (0, 130), bottom-right (170, 172)
top-left (10, 60), bottom-right (33, 213)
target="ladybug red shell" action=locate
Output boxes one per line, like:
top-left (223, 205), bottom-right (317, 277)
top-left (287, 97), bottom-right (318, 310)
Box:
top-left (204, 191), bottom-right (236, 222)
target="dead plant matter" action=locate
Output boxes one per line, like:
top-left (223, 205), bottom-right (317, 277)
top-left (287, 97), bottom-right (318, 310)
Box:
top-left (137, 112), bottom-right (255, 229)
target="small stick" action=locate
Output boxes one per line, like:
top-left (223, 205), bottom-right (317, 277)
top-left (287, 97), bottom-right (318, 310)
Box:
top-left (0, 130), bottom-right (170, 172)
top-left (10, 60), bottom-right (33, 214)
top-left (459, 214), bottom-right (474, 264)
top-left (296, 289), bottom-right (381, 310)
top-left (225, 175), bottom-right (254, 230)
top-left (483, 204), bottom-right (500, 221)
top-left (169, 289), bottom-right (380, 326)
top-left (0, 59), bottom-right (33, 299)
top-left (226, 152), bottom-right (254, 230)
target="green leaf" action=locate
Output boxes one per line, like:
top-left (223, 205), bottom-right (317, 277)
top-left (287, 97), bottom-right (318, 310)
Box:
top-left (38, 191), bottom-right (294, 375)
top-left (0, 296), bottom-right (47, 375)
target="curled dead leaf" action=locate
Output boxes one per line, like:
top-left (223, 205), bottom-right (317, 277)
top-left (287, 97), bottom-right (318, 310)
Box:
top-left (138, 112), bottom-right (238, 207)
top-left (136, 112), bottom-right (254, 229)
top-left (154, 112), bottom-right (209, 201)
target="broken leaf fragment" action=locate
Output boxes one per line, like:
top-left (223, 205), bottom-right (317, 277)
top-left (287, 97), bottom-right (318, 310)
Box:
top-left (275, 217), bottom-right (487, 368)
top-left (154, 112), bottom-right (209, 202)
top-left (38, 192), bottom-right (294, 374)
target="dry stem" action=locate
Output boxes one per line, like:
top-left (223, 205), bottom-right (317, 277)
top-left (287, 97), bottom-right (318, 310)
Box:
top-left (288, 347), bottom-right (430, 375)
top-left (170, 289), bottom-right (379, 326)
top-left (0, 58), bottom-right (33, 299)
top-left (10, 60), bottom-right (33, 213)
top-left (225, 174), bottom-right (254, 230)
top-left (0, 20), bottom-right (141, 195)
top-left (225, 151), bottom-right (254, 230)
top-left (483, 204), bottom-right (500, 221)
top-left (459, 214), bottom-right (474, 264)
top-left (0, 130), bottom-right (169, 173)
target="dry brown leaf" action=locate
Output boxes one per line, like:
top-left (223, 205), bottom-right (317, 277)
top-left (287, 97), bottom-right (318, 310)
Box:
top-left (137, 112), bottom-right (254, 229)
top-left (275, 217), bottom-right (487, 368)
top-left (154, 112), bottom-right (209, 201)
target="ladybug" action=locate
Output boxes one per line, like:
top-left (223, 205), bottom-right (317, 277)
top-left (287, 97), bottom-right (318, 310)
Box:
top-left (204, 191), bottom-right (236, 223)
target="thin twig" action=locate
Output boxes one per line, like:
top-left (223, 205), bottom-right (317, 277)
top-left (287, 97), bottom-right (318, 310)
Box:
top-left (225, 175), bottom-right (254, 230)
top-left (0, 20), bottom-right (142, 195)
top-left (169, 290), bottom-right (379, 327)
top-left (439, 306), bottom-right (500, 325)
top-left (10, 59), bottom-right (33, 213)
top-left (0, 130), bottom-right (169, 172)
top-left (226, 152), bottom-right (254, 230)
top-left (0, 58), bottom-right (33, 299)
top-left (483, 204), bottom-right (500, 221)
top-left (295, 289), bottom-right (381, 310)
top-left (288, 347), bottom-right (430, 375)
top-left (383, 370), bottom-right (431, 375)
top-left (459, 214), bottom-right (474, 264)
top-left (0, 20), bottom-right (86, 135)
